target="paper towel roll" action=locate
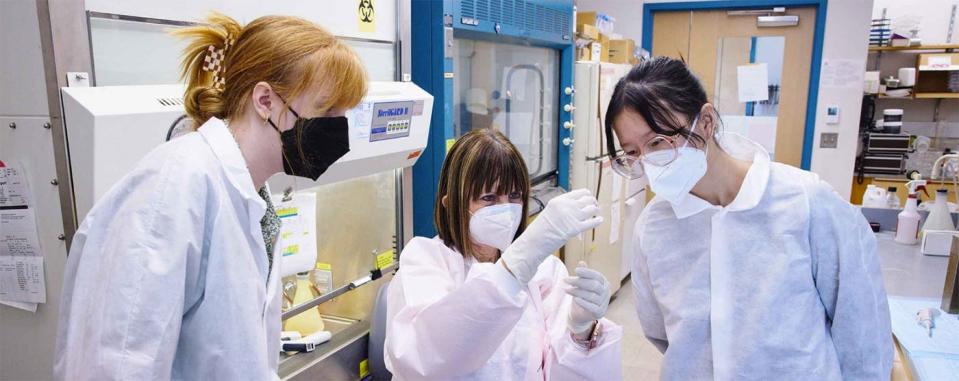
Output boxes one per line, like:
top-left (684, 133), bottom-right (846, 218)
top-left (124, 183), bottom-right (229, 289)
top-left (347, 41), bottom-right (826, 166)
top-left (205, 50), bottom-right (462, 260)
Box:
top-left (898, 67), bottom-right (916, 87)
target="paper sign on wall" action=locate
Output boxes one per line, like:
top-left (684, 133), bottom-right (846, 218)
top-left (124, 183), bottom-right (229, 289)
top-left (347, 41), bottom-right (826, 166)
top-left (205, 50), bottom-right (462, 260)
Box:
top-left (0, 161), bottom-right (46, 312)
top-left (820, 59), bottom-right (866, 88)
top-left (737, 63), bottom-right (769, 103)
top-left (358, 0), bottom-right (376, 33)
top-left (276, 193), bottom-right (318, 276)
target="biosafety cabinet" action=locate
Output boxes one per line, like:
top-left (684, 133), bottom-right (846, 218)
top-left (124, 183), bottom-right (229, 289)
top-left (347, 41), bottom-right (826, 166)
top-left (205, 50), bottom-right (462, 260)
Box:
top-left (25, 0), bottom-right (422, 379)
top-left (410, 0), bottom-right (578, 238)
top-left (410, 2), bottom-right (640, 290)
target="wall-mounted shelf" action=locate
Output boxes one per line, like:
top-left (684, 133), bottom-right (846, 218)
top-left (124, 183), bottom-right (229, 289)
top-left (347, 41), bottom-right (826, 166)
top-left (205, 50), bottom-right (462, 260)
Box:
top-left (875, 93), bottom-right (959, 100)
top-left (914, 92), bottom-right (959, 99)
top-left (869, 44), bottom-right (959, 52)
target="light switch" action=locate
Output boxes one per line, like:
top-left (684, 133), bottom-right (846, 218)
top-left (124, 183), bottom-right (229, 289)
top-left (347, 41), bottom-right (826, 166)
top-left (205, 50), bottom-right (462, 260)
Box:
top-left (820, 132), bottom-right (839, 149)
top-left (825, 105), bottom-right (840, 125)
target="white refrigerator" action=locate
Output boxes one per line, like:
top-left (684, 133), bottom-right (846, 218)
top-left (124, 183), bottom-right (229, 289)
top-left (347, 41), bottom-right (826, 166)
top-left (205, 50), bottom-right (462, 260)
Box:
top-left (565, 61), bottom-right (646, 293)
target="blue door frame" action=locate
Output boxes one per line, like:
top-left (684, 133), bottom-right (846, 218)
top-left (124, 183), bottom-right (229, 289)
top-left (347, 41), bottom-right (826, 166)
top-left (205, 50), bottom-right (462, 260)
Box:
top-left (642, 0), bottom-right (828, 170)
top-left (411, 0), bottom-right (575, 238)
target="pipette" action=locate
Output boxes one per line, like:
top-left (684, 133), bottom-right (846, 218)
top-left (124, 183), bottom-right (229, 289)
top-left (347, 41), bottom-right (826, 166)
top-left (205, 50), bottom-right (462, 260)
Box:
top-left (916, 308), bottom-right (940, 337)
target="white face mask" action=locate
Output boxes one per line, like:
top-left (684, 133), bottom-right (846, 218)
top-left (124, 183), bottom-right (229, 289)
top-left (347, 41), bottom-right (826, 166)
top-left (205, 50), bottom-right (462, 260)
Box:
top-left (469, 203), bottom-right (523, 252)
top-left (641, 115), bottom-right (709, 205)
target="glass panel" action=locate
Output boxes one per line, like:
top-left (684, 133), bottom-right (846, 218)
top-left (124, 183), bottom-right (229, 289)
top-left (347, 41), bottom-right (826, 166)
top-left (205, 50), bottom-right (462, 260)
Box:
top-left (278, 170), bottom-right (396, 322)
top-left (453, 39), bottom-right (560, 180)
top-left (90, 16), bottom-right (396, 85)
top-left (89, 17), bottom-right (187, 86)
top-left (714, 36), bottom-right (785, 158)
top-left (344, 39), bottom-right (396, 81)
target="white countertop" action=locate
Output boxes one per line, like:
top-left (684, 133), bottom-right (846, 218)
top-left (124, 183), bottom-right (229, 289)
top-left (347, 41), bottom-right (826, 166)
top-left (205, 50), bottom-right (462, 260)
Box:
top-left (876, 231), bottom-right (950, 299)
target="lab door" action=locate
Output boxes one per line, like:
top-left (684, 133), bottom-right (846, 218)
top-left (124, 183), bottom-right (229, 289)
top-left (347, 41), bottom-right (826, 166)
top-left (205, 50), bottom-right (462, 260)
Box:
top-left (651, 7), bottom-right (816, 167)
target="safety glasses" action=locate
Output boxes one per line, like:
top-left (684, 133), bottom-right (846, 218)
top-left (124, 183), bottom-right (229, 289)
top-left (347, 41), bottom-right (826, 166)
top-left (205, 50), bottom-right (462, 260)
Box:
top-left (610, 135), bottom-right (680, 179)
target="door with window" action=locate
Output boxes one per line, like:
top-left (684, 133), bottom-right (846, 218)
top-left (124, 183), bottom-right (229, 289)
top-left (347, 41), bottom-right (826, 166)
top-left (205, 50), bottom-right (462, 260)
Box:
top-left (650, 7), bottom-right (817, 167)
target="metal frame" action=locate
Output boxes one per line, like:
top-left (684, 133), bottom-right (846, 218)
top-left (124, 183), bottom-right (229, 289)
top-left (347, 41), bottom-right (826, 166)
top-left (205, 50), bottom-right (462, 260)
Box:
top-left (641, 0), bottom-right (829, 170)
top-left (36, 0), bottom-right (92, 248)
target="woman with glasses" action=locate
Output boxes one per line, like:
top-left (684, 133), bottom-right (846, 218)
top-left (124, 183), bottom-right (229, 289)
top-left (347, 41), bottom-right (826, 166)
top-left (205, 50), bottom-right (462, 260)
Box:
top-left (606, 57), bottom-right (892, 380)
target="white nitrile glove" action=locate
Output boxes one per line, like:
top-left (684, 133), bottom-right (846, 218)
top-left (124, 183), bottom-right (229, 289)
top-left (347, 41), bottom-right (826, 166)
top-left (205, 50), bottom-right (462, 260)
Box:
top-left (565, 262), bottom-right (610, 335)
top-left (500, 189), bottom-right (603, 284)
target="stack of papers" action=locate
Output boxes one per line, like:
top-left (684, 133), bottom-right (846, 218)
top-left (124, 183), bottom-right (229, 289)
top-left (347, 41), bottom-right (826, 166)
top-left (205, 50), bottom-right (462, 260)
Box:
top-left (0, 163), bottom-right (46, 312)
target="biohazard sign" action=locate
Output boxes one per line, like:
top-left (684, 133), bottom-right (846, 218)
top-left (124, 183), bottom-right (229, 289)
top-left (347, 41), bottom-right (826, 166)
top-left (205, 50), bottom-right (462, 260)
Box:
top-left (358, 0), bottom-right (375, 33)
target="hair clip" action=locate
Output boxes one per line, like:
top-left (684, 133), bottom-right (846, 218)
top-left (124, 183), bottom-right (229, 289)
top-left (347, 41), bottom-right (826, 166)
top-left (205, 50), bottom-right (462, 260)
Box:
top-left (201, 33), bottom-right (234, 92)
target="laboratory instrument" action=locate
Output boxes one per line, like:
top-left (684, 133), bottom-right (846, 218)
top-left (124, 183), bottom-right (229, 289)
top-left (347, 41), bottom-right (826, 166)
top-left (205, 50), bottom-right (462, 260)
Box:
top-left (915, 308), bottom-right (939, 337)
top-left (921, 189), bottom-right (955, 234)
top-left (60, 81), bottom-right (434, 379)
top-left (411, 0), bottom-right (575, 238)
top-left (61, 83), bottom-right (432, 220)
top-left (883, 109), bottom-right (903, 134)
top-left (931, 153), bottom-right (959, 180)
top-left (896, 193), bottom-right (921, 245)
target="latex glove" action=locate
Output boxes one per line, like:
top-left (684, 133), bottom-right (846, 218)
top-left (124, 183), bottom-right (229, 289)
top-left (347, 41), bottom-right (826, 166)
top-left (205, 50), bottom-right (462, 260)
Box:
top-left (500, 189), bottom-right (603, 284)
top-left (564, 262), bottom-right (610, 335)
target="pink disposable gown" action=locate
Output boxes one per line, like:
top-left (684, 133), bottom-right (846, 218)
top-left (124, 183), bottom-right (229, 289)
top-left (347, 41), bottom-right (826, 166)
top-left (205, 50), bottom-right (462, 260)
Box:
top-left (385, 236), bottom-right (623, 380)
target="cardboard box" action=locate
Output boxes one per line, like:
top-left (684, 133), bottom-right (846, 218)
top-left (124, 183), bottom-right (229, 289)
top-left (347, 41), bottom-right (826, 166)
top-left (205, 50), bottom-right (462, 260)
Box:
top-left (599, 34), bottom-right (610, 62)
top-left (576, 46), bottom-right (590, 61)
top-left (608, 39), bottom-right (636, 64)
top-left (576, 23), bottom-right (599, 41)
top-left (576, 42), bottom-right (603, 62)
top-left (577, 11), bottom-right (597, 27)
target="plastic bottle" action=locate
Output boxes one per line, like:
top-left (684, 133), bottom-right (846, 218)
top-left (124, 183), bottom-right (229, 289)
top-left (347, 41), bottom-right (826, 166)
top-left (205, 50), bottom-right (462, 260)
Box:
top-left (863, 185), bottom-right (887, 208)
top-left (886, 186), bottom-right (901, 209)
top-left (283, 272), bottom-right (324, 335)
top-left (922, 189), bottom-right (956, 234)
top-left (895, 193), bottom-right (921, 245)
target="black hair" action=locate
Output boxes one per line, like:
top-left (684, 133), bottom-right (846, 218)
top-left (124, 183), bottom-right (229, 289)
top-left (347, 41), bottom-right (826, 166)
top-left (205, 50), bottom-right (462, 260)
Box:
top-left (605, 56), bottom-right (710, 157)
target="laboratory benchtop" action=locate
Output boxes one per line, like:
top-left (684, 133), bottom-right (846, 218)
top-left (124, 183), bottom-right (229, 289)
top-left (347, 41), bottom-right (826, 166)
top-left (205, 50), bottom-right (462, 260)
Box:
top-left (875, 231), bottom-right (950, 299)
top-left (875, 232), bottom-right (955, 381)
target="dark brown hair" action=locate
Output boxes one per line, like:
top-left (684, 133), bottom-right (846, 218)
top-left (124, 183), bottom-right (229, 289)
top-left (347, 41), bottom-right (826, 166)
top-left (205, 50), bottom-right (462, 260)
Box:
top-left (435, 129), bottom-right (531, 259)
top-left (605, 56), bottom-right (709, 157)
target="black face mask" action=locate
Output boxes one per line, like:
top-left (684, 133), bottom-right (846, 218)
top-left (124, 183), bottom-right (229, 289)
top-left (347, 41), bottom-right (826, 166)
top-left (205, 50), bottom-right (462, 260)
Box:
top-left (267, 102), bottom-right (351, 181)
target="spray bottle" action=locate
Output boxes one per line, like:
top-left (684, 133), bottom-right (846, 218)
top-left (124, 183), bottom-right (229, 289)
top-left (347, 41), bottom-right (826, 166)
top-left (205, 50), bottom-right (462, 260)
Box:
top-left (896, 193), bottom-right (922, 245)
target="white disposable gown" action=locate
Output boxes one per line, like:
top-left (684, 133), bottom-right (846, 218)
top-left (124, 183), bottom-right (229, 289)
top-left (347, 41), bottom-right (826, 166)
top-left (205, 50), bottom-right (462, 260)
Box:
top-left (385, 236), bottom-right (623, 380)
top-left (631, 134), bottom-right (893, 380)
top-left (55, 118), bottom-right (283, 380)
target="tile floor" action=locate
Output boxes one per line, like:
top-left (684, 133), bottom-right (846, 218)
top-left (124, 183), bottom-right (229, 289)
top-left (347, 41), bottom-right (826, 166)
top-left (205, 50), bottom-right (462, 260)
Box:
top-left (607, 279), bottom-right (663, 380)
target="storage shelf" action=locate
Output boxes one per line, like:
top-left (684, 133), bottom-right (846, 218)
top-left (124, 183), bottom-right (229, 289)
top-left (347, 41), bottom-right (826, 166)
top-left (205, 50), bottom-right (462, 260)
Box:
top-left (914, 92), bottom-right (959, 99)
top-left (869, 44), bottom-right (959, 52)
top-left (872, 93), bottom-right (959, 100)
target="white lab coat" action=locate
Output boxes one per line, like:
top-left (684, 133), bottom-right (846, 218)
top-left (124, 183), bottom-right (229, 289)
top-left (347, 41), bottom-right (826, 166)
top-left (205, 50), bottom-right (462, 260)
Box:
top-left (385, 236), bottom-right (623, 380)
top-left (55, 118), bottom-right (283, 380)
top-left (631, 133), bottom-right (893, 380)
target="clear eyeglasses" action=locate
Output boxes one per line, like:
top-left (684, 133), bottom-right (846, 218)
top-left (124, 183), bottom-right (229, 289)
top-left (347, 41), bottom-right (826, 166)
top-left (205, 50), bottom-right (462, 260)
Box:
top-left (610, 135), bottom-right (680, 179)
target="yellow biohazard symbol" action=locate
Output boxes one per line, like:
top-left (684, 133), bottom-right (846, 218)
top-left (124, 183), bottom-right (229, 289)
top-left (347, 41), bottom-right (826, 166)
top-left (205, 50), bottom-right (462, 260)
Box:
top-left (359, 0), bottom-right (375, 33)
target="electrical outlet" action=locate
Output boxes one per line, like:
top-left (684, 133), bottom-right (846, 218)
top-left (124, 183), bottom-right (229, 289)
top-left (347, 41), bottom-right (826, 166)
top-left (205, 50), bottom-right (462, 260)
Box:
top-left (820, 132), bottom-right (839, 149)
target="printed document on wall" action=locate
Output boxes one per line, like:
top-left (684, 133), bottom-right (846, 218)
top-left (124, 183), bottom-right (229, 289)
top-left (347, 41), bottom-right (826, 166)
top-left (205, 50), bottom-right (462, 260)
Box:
top-left (0, 161), bottom-right (46, 311)
top-left (737, 63), bottom-right (769, 103)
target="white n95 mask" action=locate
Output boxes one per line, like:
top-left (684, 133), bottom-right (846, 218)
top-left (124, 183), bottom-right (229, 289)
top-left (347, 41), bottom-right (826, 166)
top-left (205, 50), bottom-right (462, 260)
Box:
top-left (643, 147), bottom-right (708, 204)
top-left (642, 115), bottom-right (708, 205)
top-left (469, 203), bottom-right (523, 252)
